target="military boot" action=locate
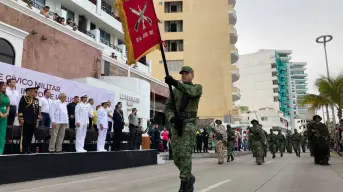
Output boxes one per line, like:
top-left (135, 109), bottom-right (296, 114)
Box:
top-left (231, 155), bottom-right (234, 162)
top-left (227, 158), bottom-right (230, 162)
top-left (272, 153), bottom-right (276, 159)
top-left (281, 153), bottom-right (283, 157)
top-left (178, 180), bottom-right (189, 192)
top-left (188, 175), bottom-right (195, 192)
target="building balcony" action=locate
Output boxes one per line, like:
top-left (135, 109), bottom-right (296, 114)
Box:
top-left (280, 56), bottom-right (292, 62)
top-left (231, 65), bottom-right (240, 82)
top-left (232, 86), bottom-right (241, 101)
top-left (228, 0), bottom-right (236, 7)
top-left (57, 0), bottom-right (123, 39)
top-left (291, 73), bottom-right (308, 77)
top-left (229, 25), bottom-right (238, 44)
top-left (228, 9), bottom-right (237, 25)
top-left (230, 44), bottom-right (239, 64)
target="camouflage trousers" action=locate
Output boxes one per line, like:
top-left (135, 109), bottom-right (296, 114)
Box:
top-left (252, 141), bottom-right (264, 164)
top-left (215, 140), bottom-right (226, 163)
top-left (293, 142), bottom-right (301, 155)
top-left (171, 122), bottom-right (196, 182)
top-left (277, 142), bottom-right (285, 153)
top-left (301, 142), bottom-right (307, 152)
top-left (227, 140), bottom-right (234, 157)
top-left (269, 142), bottom-right (277, 154)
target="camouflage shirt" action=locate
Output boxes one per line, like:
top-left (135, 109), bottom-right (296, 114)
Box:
top-left (165, 82), bottom-right (202, 123)
top-left (213, 124), bottom-right (227, 141)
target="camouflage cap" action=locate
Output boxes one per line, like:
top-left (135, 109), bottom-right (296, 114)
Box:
top-left (179, 66), bottom-right (194, 74)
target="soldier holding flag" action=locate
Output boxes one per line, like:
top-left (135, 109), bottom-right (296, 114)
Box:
top-left (116, 0), bottom-right (202, 191)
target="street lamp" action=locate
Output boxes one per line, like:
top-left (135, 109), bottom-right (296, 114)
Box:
top-left (316, 35), bottom-right (336, 125)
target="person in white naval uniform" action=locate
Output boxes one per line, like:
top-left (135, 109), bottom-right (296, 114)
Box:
top-left (74, 94), bottom-right (93, 152)
top-left (97, 101), bottom-right (109, 151)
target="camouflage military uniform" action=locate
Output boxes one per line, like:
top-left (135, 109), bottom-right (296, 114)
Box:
top-left (249, 120), bottom-right (267, 165)
top-left (212, 121), bottom-right (227, 164)
top-left (263, 129), bottom-right (269, 158)
top-left (292, 129), bottom-right (301, 157)
top-left (226, 125), bottom-right (235, 162)
top-left (301, 130), bottom-right (308, 153)
top-left (164, 66), bottom-right (202, 192)
top-left (286, 132), bottom-right (293, 153)
top-left (268, 130), bottom-right (277, 158)
top-left (276, 131), bottom-right (285, 157)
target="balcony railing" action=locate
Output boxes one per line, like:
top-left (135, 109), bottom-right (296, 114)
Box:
top-left (100, 37), bottom-right (123, 53)
top-left (79, 28), bottom-right (96, 39)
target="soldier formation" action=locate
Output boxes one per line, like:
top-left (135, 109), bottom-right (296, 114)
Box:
top-left (163, 66), bottom-right (332, 192)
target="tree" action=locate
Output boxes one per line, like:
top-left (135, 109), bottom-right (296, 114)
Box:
top-left (299, 74), bottom-right (343, 121)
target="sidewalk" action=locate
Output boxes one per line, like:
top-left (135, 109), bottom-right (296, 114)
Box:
top-left (159, 150), bottom-right (252, 160)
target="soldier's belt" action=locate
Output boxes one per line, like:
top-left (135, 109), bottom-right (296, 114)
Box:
top-left (179, 111), bottom-right (197, 119)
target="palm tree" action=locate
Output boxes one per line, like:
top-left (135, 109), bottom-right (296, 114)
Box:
top-left (299, 74), bottom-right (343, 121)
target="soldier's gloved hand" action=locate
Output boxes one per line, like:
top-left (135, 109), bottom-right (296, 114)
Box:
top-left (165, 75), bottom-right (178, 87)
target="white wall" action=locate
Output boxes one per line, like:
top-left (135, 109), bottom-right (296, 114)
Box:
top-left (73, 77), bottom-right (151, 131)
top-left (236, 50), bottom-right (279, 110)
top-left (0, 22), bottom-right (29, 67)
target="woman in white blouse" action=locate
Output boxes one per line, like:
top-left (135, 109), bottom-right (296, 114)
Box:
top-left (49, 93), bottom-right (68, 153)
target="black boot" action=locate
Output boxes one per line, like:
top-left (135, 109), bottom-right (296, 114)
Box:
top-left (188, 175), bottom-right (195, 192)
top-left (272, 153), bottom-right (276, 159)
top-left (179, 180), bottom-right (189, 192)
top-left (231, 155), bottom-right (234, 162)
top-left (281, 153), bottom-right (283, 157)
top-left (227, 158), bottom-right (230, 162)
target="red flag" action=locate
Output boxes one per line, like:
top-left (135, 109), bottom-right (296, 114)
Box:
top-left (115, 0), bottom-right (161, 65)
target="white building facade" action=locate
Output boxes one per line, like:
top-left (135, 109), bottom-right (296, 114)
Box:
top-left (235, 49), bottom-right (307, 132)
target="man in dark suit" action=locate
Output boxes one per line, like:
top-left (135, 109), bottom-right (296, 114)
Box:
top-left (112, 102), bottom-right (125, 151)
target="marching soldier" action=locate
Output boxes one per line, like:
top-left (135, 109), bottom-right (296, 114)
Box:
top-left (301, 130), bottom-right (308, 153)
top-left (277, 130), bottom-right (285, 157)
top-left (74, 94), bottom-right (93, 152)
top-left (248, 120), bottom-right (267, 165)
top-left (212, 120), bottom-right (227, 164)
top-left (268, 129), bottom-right (277, 159)
top-left (164, 66), bottom-right (202, 192)
top-left (292, 129), bottom-right (301, 157)
top-left (226, 124), bottom-right (235, 162)
top-left (18, 87), bottom-right (40, 154)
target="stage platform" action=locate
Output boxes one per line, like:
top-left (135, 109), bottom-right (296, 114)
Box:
top-left (0, 150), bottom-right (157, 185)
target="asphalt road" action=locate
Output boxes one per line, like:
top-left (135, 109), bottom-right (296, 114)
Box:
top-left (1, 152), bottom-right (343, 192)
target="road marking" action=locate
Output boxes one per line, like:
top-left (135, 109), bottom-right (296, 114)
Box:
top-left (198, 179), bottom-right (231, 192)
top-left (12, 177), bottom-right (108, 192)
top-left (265, 161), bottom-right (274, 164)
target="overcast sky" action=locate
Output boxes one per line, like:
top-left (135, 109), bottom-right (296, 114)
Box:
top-left (235, 0), bottom-right (343, 93)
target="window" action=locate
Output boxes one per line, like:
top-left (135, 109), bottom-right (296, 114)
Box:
top-left (273, 96), bottom-right (279, 102)
top-left (32, 0), bottom-right (45, 9)
top-left (273, 88), bottom-right (278, 93)
top-left (90, 23), bottom-right (96, 30)
top-left (118, 39), bottom-right (124, 45)
top-left (272, 80), bottom-right (278, 85)
top-left (165, 20), bottom-right (183, 32)
top-left (0, 38), bottom-right (15, 65)
top-left (102, 60), bottom-right (110, 76)
top-left (100, 29), bottom-right (111, 45)
top-left (261, 117), bottom-right (268, 121)
top-left (61, 6), bottom-right (75, 21)
top-left (165, 2), bottom-right (183, 13)
top-left (272, 72), bottom-right (277, 77)
top-left (271, 63), bottom-right (276, 68)
top-left (167, 60), bottom-right (184, 72)
top-left (166, 40), bottom-right (183, 52)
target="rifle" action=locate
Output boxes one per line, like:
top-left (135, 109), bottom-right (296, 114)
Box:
top-left (208, 126), bottom-right (228, 146)
top-left (309, 122), bottom-right (342, 157)
top-left (247, 127), bottom-right (272, 152)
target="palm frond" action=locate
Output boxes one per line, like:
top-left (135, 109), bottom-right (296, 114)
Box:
top-left (298, 94), bottom-right (331, 110)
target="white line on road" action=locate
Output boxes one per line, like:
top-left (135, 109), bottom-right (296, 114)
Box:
top-left (12, 177), bottom-right (108, 192)
top-left (198, 179), bottom-right (231, 192)
top-left (265, 161), bottom-right (274, 164)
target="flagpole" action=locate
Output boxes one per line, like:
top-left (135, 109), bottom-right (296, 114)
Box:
top-left (159, 43), bottom-right (179, 126)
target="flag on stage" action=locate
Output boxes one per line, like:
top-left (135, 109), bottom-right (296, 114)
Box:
top-left (115, 0), bottom-right (161, 65)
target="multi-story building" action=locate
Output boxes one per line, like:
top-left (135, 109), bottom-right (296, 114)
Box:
top-left (289, 62), bottom-right (308, 119)
top-left (0, 0), bottom-right (169, 125)
top-left (147, 0), bottom-right (239, 120)
top-left (235, 49), bottom-right (307, 131)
